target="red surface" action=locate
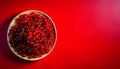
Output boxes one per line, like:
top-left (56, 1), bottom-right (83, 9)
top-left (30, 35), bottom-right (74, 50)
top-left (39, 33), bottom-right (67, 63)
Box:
top-left (0, 0), bottom-right (120, 69)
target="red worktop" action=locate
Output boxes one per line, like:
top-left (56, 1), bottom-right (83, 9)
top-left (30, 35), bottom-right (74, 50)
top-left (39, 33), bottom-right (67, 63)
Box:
top-left (0, 0), bottom-right (120, 69)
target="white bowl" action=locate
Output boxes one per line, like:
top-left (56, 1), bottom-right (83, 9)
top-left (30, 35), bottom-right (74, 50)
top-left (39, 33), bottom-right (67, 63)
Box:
top-left (7, 10), bottom-right (57, 61)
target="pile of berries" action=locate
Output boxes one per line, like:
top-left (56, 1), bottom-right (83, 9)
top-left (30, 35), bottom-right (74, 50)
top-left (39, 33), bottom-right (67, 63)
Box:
top-left (8, 12), bottom-right (56, 59)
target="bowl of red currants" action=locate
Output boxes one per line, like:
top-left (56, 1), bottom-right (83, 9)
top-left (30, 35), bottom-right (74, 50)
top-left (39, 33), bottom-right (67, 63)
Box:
top-left (7, 10), bottom-right (57, 61)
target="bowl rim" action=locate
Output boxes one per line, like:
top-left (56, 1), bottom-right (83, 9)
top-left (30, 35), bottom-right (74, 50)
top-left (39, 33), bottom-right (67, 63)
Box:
top-left (7, 10), bottom-right (57, 61)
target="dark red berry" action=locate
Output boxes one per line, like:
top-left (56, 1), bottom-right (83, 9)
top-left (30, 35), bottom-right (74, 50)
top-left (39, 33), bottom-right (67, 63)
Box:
top-left (8, 12), bottom-right (56, 59)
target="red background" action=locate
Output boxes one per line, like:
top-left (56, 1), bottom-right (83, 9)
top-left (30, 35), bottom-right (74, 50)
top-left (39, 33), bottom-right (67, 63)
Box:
top-left (0, 0), bottom-right (120, 69)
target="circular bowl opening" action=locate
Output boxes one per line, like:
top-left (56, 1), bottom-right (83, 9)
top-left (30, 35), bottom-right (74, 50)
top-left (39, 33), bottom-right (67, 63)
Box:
top-left (7, 10), bottom-right (57, 61)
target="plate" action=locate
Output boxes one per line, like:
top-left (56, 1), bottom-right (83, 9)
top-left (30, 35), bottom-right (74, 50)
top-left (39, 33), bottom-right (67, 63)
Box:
top-left (7, 10), bottom-right (57, 61)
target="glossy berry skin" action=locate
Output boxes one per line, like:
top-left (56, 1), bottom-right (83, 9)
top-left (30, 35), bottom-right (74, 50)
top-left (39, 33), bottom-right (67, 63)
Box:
top-left (8, 12), bottom-right (56, 59)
